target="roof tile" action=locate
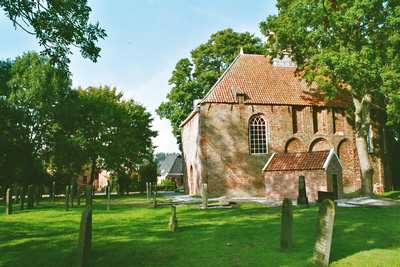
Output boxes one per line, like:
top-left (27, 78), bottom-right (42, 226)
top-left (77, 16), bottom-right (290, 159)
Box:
top-left (264, 151), bottom-right (331, 171)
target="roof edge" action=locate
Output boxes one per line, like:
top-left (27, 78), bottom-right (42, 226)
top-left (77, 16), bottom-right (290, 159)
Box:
top-left (179, 108), bottom-right (199, 128)
top-left (323, 148), bottom-right (342, 171)
top-left (262, 153), bottom-right (276, 172)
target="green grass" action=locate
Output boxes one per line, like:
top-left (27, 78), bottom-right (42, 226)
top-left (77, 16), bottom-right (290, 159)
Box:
top-left (0, 194), bottom-right (399, 267)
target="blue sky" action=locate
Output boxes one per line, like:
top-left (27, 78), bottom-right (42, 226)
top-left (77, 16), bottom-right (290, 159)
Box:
top-left (0, 0), bottom-right (277, 153)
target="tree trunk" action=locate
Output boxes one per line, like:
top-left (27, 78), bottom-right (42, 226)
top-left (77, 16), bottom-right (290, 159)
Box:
top-left (89, 158), bottom-right (97, 185)
top-left (353, 97), bottom-right (373, 195)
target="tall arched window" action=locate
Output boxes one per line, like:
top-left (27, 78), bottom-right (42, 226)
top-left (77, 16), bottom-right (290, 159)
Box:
top-left (249, 115), bottom-right (267, 154)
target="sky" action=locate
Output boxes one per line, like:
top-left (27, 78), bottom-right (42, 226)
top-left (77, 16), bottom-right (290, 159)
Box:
top-left (0, 0), bottom-right (277, 153)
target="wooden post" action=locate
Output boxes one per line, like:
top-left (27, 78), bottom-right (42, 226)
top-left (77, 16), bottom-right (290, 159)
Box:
top-left (20, 186), bottom-right (26, 210)
top-left (51, 181), bottom-right (56, 202)
top-left (297, 175), bottom-right (309, 206)
top-left (168, 205), bottom-right (178, 232)
top-left (106, 184), bottom-right (111, 210)
top-left (78, 208), bottom-right (92, 267)
top-left (71, 182), bottom-right (75, 208)
top-left (27, 185), bottom-right (34, 209)
top-left (77, 187), bottom-right (81, 207)
top-left (85, 185), bottom-right (92, 208)
top-left (5, 188), bottom-right (12, 215)
top-left (280, 198), bottom-right (293, 250)
top-left (202, 183), bottom-right (208, 209)
top-left (15, 187), bottom-right (20, 204)
top-left (65, 185), bottom-right (70, 211)
top-left (146, 182), bottom-right (149, 200)
top-left (153, 187), bottom-right (158, 208)
top-left (313, 199), bottom-right (336, 266)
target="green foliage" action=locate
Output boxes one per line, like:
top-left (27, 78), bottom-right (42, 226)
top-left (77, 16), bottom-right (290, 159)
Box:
top-left (159, 179), bottom-right (176, 191)
top-left (0, 0), bottom-right (106, 69)
top-left (260, 0), bottom-right (400, 129)
top-left (157, 29), bottom-right (265, 147)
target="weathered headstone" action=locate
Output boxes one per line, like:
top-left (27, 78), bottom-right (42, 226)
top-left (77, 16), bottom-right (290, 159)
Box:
top-left (27, 185), bottom-right (34, 209)
top-left (85, 185), bottom-right (92, 208)
top-left (65, 185), bottom-right (71, 211)
top-left (51, 181), bottom-right (56, 202)
top-left (202, 183), bottom-right (208, 209)
top-left (280, 198), bottom-right (292, 250)
top-left (297, 176), bottom-right (309, 206)
top-left (78, 208), bottom-right (92, 267)
top-left (168, 205), bottom-right (178, 232)
top-left (313, 199), bottom-right (336, 266)
top-left (106, 184), bottom-right (111, 211)
top-left (5, 188), bottom-right (12, 215)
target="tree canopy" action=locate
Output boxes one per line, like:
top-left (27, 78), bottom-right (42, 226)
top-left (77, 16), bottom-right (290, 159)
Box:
top-left (260, 0), bottom-right (400, 193)
top-left (157, 28), bottom-right (265, 148)
top-left (0, 0), bottom-right (106, 68)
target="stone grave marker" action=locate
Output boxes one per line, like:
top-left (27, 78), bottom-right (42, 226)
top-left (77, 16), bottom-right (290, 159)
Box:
top-left (169, 205), bottom-right (178, 232)
top-left (313, 199), bottom-right (336, 266)
top-left (78, 208), bottom-right (92, 267)
top-left (5, 188), bottom-right (12, 215)
top-left (280, 198), bottom-right (293, 249)
top-left (297, 175), bottom-right (309, 206)
top-left (202, 183), bottom-right (208, 209)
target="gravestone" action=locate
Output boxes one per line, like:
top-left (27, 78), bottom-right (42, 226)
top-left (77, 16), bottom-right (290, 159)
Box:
top-left (78, 208), bottom-right (92, 267)
top-left (106, 184), bottom-right (111, 210)
top-left (85, 186), bottom-right (92, 208)
top-left (313, 199), bottom-right (336, 266)
top-left (65, 185), bottom-right (71, 211)
top-left (297, 176), bottom-right (309, 206)
top-left (5, 188), bottom-right (12, 215)
top-left (51, 181), bottom-right (56, 202)
top-left (168, 205), bottom-right (178, 232)
top-left (27, 185), bottom-right (34, 209)
top-left (202, 183), bottom-right (208, 209)
top-left (280, 198), bottom-right (293, 250)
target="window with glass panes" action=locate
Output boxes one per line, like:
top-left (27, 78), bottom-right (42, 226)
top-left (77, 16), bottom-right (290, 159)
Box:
top-left (249, 115), bottom-right (267, 154)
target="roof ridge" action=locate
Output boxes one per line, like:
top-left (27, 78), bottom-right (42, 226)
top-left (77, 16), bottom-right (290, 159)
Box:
top-left (200, 53), bottom-right (243, 104)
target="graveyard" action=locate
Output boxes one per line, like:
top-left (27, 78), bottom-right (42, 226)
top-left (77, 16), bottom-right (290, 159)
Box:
top-left (1, 193), bottom-right (399, 267)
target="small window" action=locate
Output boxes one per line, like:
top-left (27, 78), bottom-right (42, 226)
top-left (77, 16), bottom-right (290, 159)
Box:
top-left (249, 115), bottom-right (267, 154)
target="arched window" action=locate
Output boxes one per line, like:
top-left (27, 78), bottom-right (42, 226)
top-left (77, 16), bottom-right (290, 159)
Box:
top-left (249, 115), bottom-right (267, 154)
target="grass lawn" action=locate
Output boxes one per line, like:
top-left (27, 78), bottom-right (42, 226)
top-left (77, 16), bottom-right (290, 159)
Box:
top-left (0, 194), bottom-right (399, 267)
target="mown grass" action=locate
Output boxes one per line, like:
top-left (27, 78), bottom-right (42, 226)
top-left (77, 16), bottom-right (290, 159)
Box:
top-left (0, 194), bottom-right (399, 267)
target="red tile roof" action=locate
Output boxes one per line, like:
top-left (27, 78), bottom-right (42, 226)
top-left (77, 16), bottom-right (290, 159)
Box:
top-left (263, 150), bottom-right (331, 171)
top-left (202, 54), bottom-right (351, 108)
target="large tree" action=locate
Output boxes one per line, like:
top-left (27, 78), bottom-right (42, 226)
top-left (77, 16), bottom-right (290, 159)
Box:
top-left (157, 29), bottom-right (265, 147)
top-left (0, 0), bottom-right (106, 68)
top-left (260, 0), bottom-right (400, 194)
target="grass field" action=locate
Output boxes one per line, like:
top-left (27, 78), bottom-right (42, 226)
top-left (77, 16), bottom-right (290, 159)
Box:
top-left (0, 194), bottom-right (399, 267)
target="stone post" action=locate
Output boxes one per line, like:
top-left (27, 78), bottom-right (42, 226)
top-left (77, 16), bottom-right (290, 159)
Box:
top-left (78, 208), bottom-right (92, 267)
top-left (5, 188), bottom-right (12, 215)
top-left (65, 185), bottom-right (71, 211)
top-left (168, 205), bottom-right (178, 232)
top-left (85, 185), bottom-right (92, 208)
top-left (202, 183), bottom-right (208, 209)
top-left (280, 198), bottom-right (293, 250)
top-left (27, 185), bottom-right (34, 209)
top-left (106, 184), bottom-right (111, 211)
top-left (313, 199), bottom-right (336, 266)
top-left (297, 176), bottom-right (309, 206)
top-left (51, 181), bottom-right (56, 202)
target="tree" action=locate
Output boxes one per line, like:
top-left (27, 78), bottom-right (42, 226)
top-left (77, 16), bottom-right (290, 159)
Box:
top-left (0, 0), bottom-right (106, 68)
top-left (74, 86), bottom-right (156, 184)
top-left (260, 0), bottom-right (400, 194)
top-left (157, 29), bottom-right (266, 147)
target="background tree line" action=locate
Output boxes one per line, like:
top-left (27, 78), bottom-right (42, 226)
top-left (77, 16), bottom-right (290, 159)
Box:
top-left (0, 52), bottom-right (157, 195)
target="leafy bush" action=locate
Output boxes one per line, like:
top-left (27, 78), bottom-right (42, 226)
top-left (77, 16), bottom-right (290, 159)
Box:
top-left (158, 179), bottom-right (176, 191)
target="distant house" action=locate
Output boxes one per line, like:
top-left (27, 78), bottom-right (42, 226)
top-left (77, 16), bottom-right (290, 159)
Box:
top-left (158, 153), bottom-right (184, 186)
top-left (77, 168), bottom-right (110, 191)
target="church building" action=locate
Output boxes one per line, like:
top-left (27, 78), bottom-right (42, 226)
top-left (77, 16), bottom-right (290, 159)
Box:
top-left (180, 52), bottom-right (388, 200)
